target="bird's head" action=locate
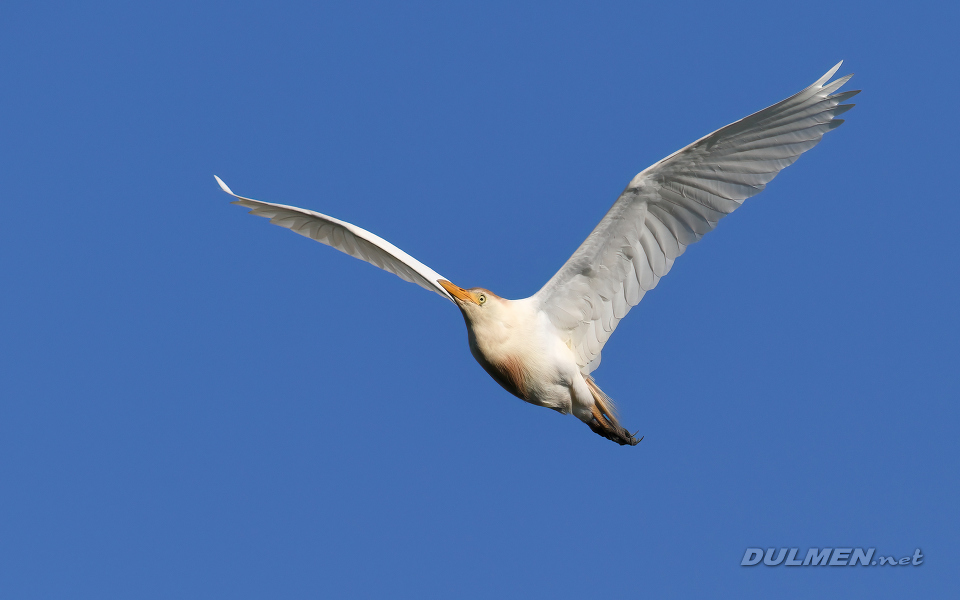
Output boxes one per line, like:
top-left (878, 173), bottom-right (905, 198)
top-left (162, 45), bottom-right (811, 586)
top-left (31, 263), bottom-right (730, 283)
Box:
top-left (438, 280), bottom-right (505, 324)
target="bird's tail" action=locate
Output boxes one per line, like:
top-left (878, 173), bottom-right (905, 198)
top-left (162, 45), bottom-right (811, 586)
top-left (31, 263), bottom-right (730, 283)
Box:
top-left (584, 376), bottom-right (642, 446)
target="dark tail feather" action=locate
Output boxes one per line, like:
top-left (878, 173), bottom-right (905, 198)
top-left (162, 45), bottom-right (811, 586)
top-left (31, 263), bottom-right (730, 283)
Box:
top-left (584, 377), bottom-right (642, 446)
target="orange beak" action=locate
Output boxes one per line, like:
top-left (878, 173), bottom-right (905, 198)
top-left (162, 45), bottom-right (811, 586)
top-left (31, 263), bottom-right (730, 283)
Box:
top-left (439, 280), bottom-right (478, 305)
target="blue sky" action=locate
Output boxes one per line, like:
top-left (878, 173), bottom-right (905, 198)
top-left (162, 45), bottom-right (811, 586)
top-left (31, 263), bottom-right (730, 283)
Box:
top-left (1, 1), bottom-right (957, 597)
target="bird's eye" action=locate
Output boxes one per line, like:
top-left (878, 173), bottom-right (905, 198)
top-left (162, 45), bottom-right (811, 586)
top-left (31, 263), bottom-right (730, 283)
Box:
top-left (478, 294), bottom-right (486, 305)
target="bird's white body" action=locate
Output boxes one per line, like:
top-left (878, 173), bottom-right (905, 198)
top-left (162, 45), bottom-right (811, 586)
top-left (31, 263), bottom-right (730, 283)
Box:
top-left (433, 286), bottom-right (634, 442)
top-left (216, 62), bottom-right (857, 445)
top-left (463, 296), bottom-right (581, 414)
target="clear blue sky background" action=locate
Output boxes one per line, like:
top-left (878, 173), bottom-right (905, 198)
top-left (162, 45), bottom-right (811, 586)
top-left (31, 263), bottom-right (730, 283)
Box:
top-left (1, 1), bottom-right (956, 598)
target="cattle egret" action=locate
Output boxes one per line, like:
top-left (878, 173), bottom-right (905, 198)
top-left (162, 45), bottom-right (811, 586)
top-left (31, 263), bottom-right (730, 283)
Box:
top-left (217, 63), bottom-right (857, 445)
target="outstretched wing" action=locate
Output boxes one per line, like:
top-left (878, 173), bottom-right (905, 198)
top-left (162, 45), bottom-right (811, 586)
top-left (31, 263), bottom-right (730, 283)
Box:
top-left (217, 176), bottom-right (456, 302)
top-left (535, 62), bottom-right (858, 373)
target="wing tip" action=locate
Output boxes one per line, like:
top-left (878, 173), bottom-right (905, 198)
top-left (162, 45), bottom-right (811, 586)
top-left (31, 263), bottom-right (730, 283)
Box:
top-left (815, 61), bottom-right (846, 88)
top-left (831, 89), bottom-right (862, 101)
top-left (214, 175), bottom-right (236, 196)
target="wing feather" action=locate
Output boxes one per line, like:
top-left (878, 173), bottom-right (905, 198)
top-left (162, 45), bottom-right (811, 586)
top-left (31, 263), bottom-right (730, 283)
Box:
top-left (216, 176), bottom-right (455, 302)
top-left (535, 63), bottom-right (857, 373)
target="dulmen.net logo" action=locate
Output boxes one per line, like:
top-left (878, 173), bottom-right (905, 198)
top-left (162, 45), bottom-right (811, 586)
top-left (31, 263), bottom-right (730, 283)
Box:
top-left (741, 548), bottom-right (923, 567)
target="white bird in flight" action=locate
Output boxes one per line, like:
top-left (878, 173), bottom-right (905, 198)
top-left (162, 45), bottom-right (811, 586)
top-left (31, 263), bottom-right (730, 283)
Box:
top-left (217, 62), bottom-right (857, 446)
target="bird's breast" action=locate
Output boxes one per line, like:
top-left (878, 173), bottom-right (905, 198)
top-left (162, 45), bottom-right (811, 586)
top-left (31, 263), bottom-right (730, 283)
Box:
top-left (472, 348), bottom-right (531, 401)
top-left (464, 301), bottom-right (576, 408)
